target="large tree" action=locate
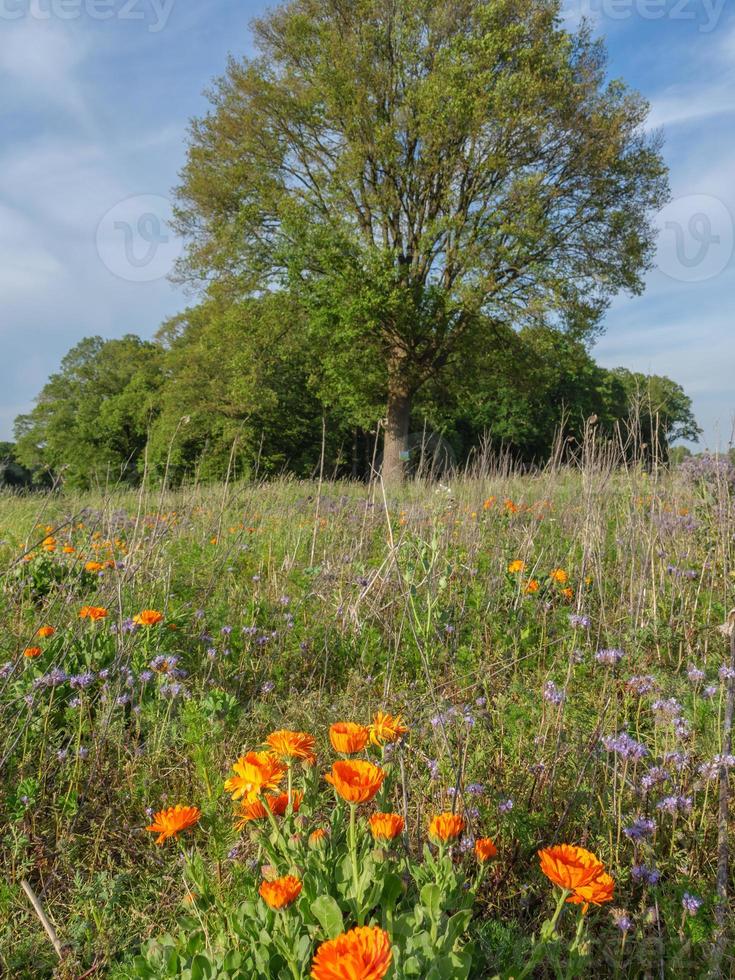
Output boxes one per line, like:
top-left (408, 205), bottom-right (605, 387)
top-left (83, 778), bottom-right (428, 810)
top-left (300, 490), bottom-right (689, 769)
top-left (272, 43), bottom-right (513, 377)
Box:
top-left (174, 0), bottom-right (668, 481)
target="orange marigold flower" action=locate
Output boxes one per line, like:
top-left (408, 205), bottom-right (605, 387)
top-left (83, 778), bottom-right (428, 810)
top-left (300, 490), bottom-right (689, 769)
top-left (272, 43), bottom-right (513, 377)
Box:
top-left (368, 812), bottom-right (404, 841)
top-left (508, 559), bottom-right (525, 574)
top-left (265, 729), bottom-right (316, 763)
top-left (475, 837), bottom-right (498, 862)
top-left (234, 799), bottom-right (268, 829)
top-left (309, 828), bottom-right (328, 847)
top-left (311, 925), bottom-right (392, 980)
top-left (259, 875), bottom-right (302, 910)
top-left (79, 606), bottom-right (108, 620)
top-left (550, 568), bottom-right (568, 584)
top-left (325, 759), bottom-right (385, 805)
top-left (566, 870), bottom-right (614, 910)
top-left (133, 609), bottom-right (163, 626)
top-left (483, 496), bottom-right (496, 510)
top-left (267, 790), bottom-right (303, 817)
top-left (23, 646), bottom-right (42, 658)
top-left (224, 751), bottom-right (286, 801)
top-left (369, 712), bottom-right (407, 747)
top-left (538, 844), bottom-right (606, 893)
top-left (62, 545), bottom-right (76, 554)
top-left (329, 722), bottom-right (370, 754)
top-left (85, 561), bottom-right (104, 573)
top-left (428, 812), bottom-right (465, 842)
top-left (36, 626), bottom-right (55, 638)
top-left (146, 805), bottom-right (200, 845)
top-left (561, 587), bottom-right (574, 601)
top-left (524, 579), bottom-right (540, 594)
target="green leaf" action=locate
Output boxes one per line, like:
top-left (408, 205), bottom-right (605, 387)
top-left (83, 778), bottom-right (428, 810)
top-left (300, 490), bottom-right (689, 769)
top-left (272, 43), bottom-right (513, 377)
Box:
top-left (310, 895), bottom-right (344, 938)
top-left (419, 883), bottom-right (442, 923)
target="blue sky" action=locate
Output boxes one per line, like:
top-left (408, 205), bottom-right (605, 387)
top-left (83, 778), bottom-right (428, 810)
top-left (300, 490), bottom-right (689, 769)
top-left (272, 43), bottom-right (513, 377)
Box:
top-left (1, 0), bottom-right (733, 449)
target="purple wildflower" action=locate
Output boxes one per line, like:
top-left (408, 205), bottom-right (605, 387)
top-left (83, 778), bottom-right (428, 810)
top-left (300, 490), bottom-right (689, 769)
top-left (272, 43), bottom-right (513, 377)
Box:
top-left (623, 817), bottom-right (656, 842)
top-left (682, 892), bottom-right (702, 915)
top-left (602, 732), bottom-right (648, 761)
top-left (596, 648), bottom-right (625, 666)
top-left (543, 680), bottom-right (566, 705)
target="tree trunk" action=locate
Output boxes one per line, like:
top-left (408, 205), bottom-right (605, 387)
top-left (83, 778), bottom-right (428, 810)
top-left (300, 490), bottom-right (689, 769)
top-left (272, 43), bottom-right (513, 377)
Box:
top-left (382, 383), bottom-right (412, 484)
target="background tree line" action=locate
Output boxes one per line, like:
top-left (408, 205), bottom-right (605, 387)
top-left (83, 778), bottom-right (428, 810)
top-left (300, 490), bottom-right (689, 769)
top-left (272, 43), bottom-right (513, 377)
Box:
top-left (9, 294), bottom-right (700, 489)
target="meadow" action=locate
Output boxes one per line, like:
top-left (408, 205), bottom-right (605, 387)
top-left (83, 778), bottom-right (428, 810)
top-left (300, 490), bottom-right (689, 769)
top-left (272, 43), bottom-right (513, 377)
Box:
top-left (1, 446), bottom-right (733, 978)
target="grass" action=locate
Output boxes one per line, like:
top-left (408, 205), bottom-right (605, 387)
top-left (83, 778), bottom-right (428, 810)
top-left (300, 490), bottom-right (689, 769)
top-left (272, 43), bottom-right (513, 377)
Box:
top-left (0, 453), bottom-right (733, 977)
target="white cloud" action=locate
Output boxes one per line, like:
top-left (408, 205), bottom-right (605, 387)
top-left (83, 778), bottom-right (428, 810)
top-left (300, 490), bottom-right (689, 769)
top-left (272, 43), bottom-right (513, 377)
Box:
top-left (0, 19), bottom-right (91, 122)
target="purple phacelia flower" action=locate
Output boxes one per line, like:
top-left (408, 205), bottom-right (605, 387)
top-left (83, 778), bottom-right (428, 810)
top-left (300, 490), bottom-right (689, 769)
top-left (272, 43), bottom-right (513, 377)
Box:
top-left (596, 648), bottom-right (625, 666)
top-left (568, 613), bottom-right (590, 629)
top-left (625, 675), bottom-right (658, 696)
top-left (543, 680), bottom-right (566, 705)
top-left (682, 892), bottom-right (702, 915)
top-left (623, 817), bottom-right (656, 841)
top-left (632, 863), bottom-right (660, 886)
top-left (612, 910), bottom-right (632, 932)
top-left (640, 767), bottom-right (670, 792)
top-left (656, 795), bottom-right (692, 815)
top-left (652, 698), bottom-right (682, 717)
top-left (687, 666), bottom-right (705, 683)
top-left (602, 732), bottom-right (648, 761)
top-left (698, 755), bottom-right (735, 780)
top-left (498, 798), bottom-right (514, 814)
top-left (69, 672), bottom-right (95, 690)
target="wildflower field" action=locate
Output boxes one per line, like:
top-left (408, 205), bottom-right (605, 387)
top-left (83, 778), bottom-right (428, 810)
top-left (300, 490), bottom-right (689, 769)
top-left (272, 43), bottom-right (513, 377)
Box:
top-left (1, 456), bottom-right (734, 978)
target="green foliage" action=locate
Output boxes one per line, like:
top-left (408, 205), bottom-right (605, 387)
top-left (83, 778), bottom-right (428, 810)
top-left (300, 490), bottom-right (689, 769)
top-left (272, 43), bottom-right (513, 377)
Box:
top-left (14, 335), bottom-right (163, 489)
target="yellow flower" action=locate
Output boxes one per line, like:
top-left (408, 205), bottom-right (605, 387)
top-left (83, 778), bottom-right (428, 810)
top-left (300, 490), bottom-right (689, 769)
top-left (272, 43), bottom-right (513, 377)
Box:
top-left (265, 729), bottom-right (316, 763)
top-left (224, 752), bottom-right (286, 801)
top-left (508, 559), bottom-right (525, 574)
top-left (369, 711), bottom-right (407, 747)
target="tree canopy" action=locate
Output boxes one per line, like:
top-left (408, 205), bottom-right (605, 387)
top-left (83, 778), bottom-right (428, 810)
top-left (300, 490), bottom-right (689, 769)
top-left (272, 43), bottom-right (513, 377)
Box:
top-left (173, 0), bottom-right (668, 480)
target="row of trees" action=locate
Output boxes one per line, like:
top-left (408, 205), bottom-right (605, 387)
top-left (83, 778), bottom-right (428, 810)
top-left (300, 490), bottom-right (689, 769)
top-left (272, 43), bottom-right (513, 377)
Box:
top-left (11, 301), bottom-right (699, 489)
top-left (10, 0), bottom-right (700, 486)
